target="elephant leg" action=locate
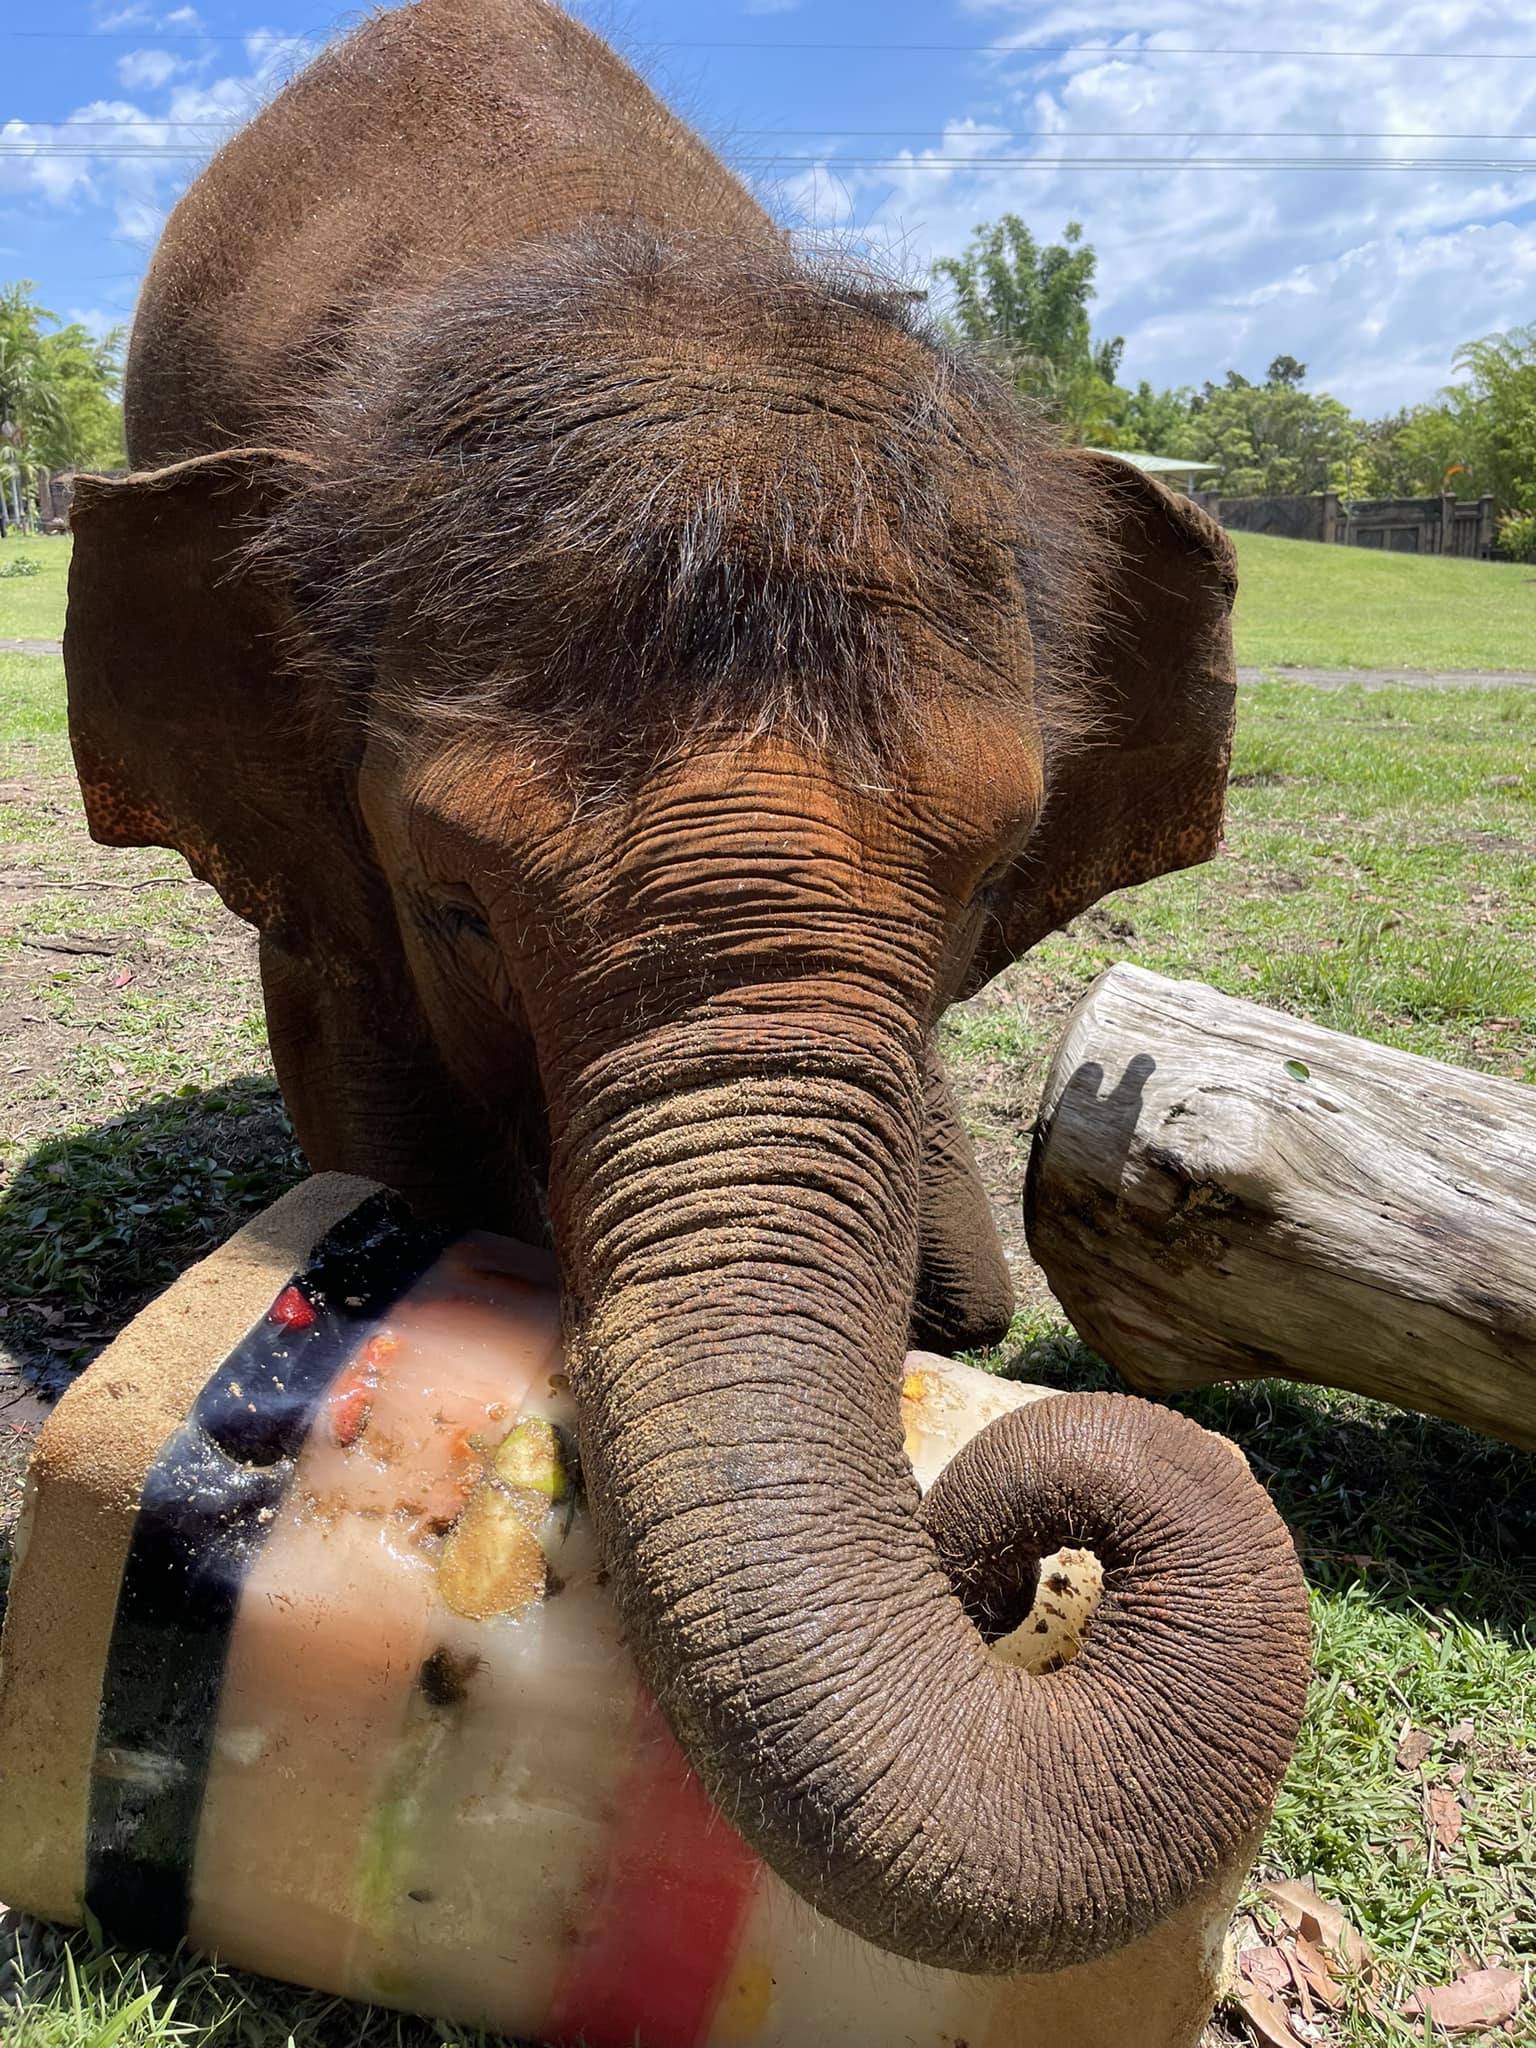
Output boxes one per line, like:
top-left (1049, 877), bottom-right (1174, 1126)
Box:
top-left (258, 936), bottom-right (551, 1245)
top-left (910, 1042), bottom-right (1015, 1353)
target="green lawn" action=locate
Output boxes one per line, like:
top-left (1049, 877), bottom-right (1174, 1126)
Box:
top-left (7, 522), bottom-right (1535, 671)
top-left (964, 678), bottom-right (1536, 1079)
top-left (3, 530), bottom-right (1536, 2047)
top-left (1232, 530), bottom-right (1536, 672)
top-left (0, 532), bottom-right (72, 642)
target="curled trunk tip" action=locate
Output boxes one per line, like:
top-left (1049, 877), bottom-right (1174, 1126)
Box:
top-left (917, 1389), bottom-right (1312, 1967)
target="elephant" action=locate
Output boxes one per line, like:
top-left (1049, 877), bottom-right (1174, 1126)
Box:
top-left (64, 0), bottom-right (1311, 1980)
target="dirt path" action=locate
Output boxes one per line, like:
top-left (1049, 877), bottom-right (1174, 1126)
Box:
top-left (0, 639), bottom-right (63, 658)
top-left (1238, 663), bottom-right (1536, 690)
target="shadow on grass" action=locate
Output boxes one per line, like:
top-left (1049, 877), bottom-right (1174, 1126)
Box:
top-left (0, 1077), bottom-right (305, 1398)
top-left (992, 1321), bottom-right (1536, 1638)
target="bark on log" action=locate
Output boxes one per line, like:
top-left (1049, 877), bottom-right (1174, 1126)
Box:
top-left (1024, 963), bottom-right (1536, 1449)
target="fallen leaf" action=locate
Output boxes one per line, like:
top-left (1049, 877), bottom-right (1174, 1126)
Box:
top-left (1281, 1944), bottom-right (1316, 2021)
top-left (1241, 1945), bottom-right (1293, 1999)
top-left (1234, 1980), bottom-right (1298, 2048)
top-left (1428, 1785), bottom-right (1464, 1852)
top-left (1405, 1967), bottom-right (1523, 2031)
top-left (1397, 1727), bottom-right (1434, 1771)
top-left (1448, 1763), bottom-right (1467, 1786)
top-left (111, 968), bottom-right (134, 988)
top-left (1262, 1880), bottom-right (1369, 1972)
top-left (1447, 1718), bottom-right (1475, 1748)
top-left (108, 1059), bottom-right (127, 1077)
top-left (1293, 1933), bottom-right (1344, 2009)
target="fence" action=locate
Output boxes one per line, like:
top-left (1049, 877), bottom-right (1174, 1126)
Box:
top-left (0, 465), bottom-right (73, 535)
top-left (1191, 490), bottom-right (1498, 559)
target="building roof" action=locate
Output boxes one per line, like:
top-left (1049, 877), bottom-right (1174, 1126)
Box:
top-left (1085, 448), bottom-right (1223, 477)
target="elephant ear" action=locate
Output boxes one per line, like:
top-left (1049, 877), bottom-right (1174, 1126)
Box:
top-left (65, 447), bottom-right (373, 952)
top-left (963, 451), bottom-right (1237, 995)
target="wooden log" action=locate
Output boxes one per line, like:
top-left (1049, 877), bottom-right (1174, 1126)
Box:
top-left (1024, 963), bottom-right (1536, 1449)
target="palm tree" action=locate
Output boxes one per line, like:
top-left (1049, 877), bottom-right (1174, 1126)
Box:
top-left (0, 284), bottom-right (71, 528)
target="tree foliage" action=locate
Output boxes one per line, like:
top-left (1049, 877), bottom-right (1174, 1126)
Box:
top-left (1180, 362), bottom-right (1357, 496)
top-left (0, 280), bottom-right (126, 491)
top-left (1114, 380), bottom-right (1195, 456)
top-left (933, 216), bottom-right (1125, 442)
top-left (927, 220), bottom-right (1536, 522)
top-left (1445, 325), bottom-right (1536, 514)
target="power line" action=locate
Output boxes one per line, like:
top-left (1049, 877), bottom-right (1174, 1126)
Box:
top-left (749, 155), bottom-right (1536, 168)
top-left (11, 120), bottom-right (1536, 140)
top-left (647, 127), bottom-right (1536, 141)
top-left (3, 29), bottom-right (1535, 56)
top-left (5, 145), bottom-right (1531, 171)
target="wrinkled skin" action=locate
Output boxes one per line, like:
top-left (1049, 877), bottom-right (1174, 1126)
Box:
top-left (66, 0), bottom-right (1311, 1977)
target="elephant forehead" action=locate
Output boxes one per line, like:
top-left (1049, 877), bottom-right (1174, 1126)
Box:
top-left (541, 348), bottom-right (1031, 592)
top-left (261, 231), bottom-right (1099, 781)
top-left (406, 713), bottom-right (1043, 915)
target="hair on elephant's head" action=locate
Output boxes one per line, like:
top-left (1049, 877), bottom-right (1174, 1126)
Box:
top-left (258, 230), bottom-right (1113, 777)
top-left (66, 226), bottom-right (1309, 1975)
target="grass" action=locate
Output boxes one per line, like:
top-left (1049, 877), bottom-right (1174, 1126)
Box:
top-left (0, 532), bottom-right (71, 643)
top-left (1231, 530), bottom-right (1536, 672)
top-left (12, 524), bottom-right (1536, 675)
top-left (0, 1931), bottom-right (506, 2048)
top-left (949, 679), bottom-right (1536, 1089)
top-left (3, 538), bottom-right (1535, 2046)
top-left (982, 1329), bottom-right (1536, 2045)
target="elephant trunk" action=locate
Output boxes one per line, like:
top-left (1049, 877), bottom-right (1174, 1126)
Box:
top-left (550, 1010), bottom-right (1310, 1975)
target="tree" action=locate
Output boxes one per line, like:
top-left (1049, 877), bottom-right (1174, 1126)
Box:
top-left (0, 282), bottom-right (126, 518)
top-left (932, 217), bottom-right (1126, 442)
top-left (1444, 324), bottom-right (1536, 513)
top-left (1113, 380), bottom-right (1195, 456)
top-left (1181, 362), bottom-right (1357, 496)
top-left (1355, 326), bottom-right (1536, 512)
top-left (34, 321), bottom-right (127, 472)
top-left (1350, 407), bottom-right (1464, 499)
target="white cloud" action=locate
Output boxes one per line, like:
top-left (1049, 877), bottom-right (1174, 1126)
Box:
top-left (65, 304), bottom-right (128, 340)
top-left (776, 0), bottom-right (1536, 408)
top-left (4, 27), bottom-right (316, 252)
top-left (114, 198), bottom-right (169, 244)
top-left (242, 28), bottom-right (315, 80)
top-left (0, 104), bottom-right (153, 205)
top-left (116, 49), bottom-right (187, 91)
top-left (776, 161), bottom-right (860, 233)
top-left (94, 2), bottom-right (202, 27)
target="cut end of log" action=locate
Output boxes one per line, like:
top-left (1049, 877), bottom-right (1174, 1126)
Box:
top-left (1024, 964), bottom-right (1536, 1450)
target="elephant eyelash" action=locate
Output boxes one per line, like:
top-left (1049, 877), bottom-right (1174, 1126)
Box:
top-left (421, 892), bottom-right (493, 943)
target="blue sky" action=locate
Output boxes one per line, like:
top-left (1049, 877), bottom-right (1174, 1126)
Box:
top-left (4, 0), bottom-right (1535, 414)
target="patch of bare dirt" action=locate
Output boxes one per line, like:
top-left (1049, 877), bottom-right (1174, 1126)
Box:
top-left (1, 764), bottom-right (282, 1515)
top-left (1225, 869), bottom-right (1310, 898)
top-left (1, 769), bottom-right (262, 1149)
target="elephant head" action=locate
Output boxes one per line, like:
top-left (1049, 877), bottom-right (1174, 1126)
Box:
top-left (65, 230), bottom-right (1309, 1974)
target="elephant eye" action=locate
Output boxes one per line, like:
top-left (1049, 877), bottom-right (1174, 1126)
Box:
top-left (422, 889), bottom-right (493, 943)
